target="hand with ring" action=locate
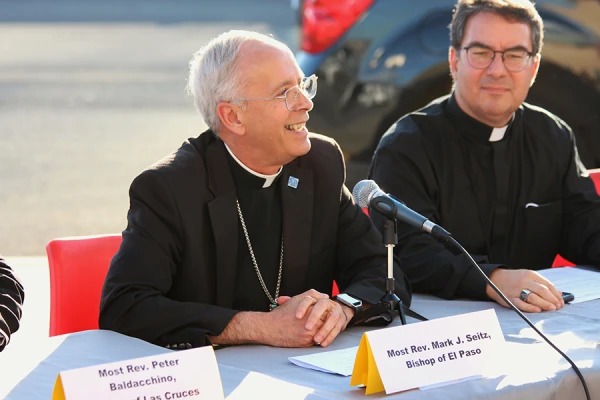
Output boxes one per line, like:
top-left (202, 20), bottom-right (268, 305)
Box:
top-left (486, 269), bottom-right (564, 312)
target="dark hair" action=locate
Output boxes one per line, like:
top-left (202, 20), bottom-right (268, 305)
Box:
top-left (450, 0), bottom-right (544, 54)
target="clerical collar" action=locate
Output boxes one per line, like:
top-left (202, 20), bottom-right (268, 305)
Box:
top-left (446, 94), bottom-right (513, 144)
top-left (224, 143), bottom-right (282, 188)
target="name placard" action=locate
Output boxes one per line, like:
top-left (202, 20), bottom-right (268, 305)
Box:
top-left (351, 309), bottom-right (505, 395)
top-left (52, 346), bottom-right (224, 400)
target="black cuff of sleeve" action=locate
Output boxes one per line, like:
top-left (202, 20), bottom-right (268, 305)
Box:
top-left (343, 283), bottom-right (378, 305)
top-left (456, 263), bottom-right (505, 301)
top-left (156, 327), bottom-right (210, 349)
top-left (155, 309), bottom-right (240, 349)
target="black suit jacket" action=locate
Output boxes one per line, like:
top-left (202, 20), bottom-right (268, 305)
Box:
top-left (100, 131), bottom-right (411, 347)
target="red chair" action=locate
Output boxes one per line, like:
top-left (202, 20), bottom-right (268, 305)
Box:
top-left (589, 168), bottom-right (600, 189)
top-left (46, 234), bottom-right (122, 336)
top-left (332, 281), bottom-right (340, 296)
top-left (552, 168), bottom-right (600, 267)
top-left (552, 255), bottom-right (576, 268)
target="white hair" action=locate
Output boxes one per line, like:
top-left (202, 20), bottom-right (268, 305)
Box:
top-left (187, 30), bottom-right (288, 134)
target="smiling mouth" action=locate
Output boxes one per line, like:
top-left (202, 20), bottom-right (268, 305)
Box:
top-left (285, 123), bottom-right (307, 131)
top-left (483, 87), bottom-right (509, 92)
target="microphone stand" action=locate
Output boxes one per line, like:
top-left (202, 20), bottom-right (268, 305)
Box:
top-left (350, 199), bottom-right (407, 326)
top-left (380, 218), bottom-right (407, 325)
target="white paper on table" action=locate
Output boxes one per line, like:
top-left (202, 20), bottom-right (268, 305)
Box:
top-left (226, 371), bottom-right (314, 400)
top-left (288, 346), bottom-right (358, 376)
top-left (537, 267), bottom-right (600, 304)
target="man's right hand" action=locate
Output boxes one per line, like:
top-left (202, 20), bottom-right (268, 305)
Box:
top-left (486, 269), bottom-right (564, 313)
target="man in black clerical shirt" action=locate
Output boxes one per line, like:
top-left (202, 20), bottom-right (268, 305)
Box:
top-left (100, 30), bottom-right (411, 349)
top-left (369, 0), bottom-right (600, 313)
top-left (0, 255), bottom-right (24, 351)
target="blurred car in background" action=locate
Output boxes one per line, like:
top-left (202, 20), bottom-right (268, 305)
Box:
top-left (295, 0), bottom-right (600, 188)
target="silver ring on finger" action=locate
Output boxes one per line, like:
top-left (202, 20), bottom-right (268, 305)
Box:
top-left (520, 289), bottom-right (532, 302)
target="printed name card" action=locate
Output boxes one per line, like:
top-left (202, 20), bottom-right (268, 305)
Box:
top-left (52, 346), bottom-right (224, 400)
top-left (350, 309), bottom-right (505, 395)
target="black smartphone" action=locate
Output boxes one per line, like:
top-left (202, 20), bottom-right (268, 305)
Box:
top-left (562, 292), bottom-right (575, 304)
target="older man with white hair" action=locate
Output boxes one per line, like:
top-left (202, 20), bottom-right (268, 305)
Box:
top-left (100, 30), bottom-right (411, 349)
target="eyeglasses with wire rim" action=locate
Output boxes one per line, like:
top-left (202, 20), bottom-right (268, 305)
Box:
top-left (229, 74), bottom-right (318, 111)
top-left (460, 45), bottom-right (536, 72)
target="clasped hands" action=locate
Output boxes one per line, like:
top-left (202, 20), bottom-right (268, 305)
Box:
top-left (267, 289), bottom-right (354, 348)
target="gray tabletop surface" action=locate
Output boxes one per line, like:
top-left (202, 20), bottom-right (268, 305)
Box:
top-left (3, 294), bottom-right (599, 399)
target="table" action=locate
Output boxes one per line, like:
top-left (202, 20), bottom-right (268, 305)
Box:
top-left (2, 294), bottom-right (599, 399)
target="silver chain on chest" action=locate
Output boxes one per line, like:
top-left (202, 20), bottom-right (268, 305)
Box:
top-left (236, 200), bottom-right (283, 311)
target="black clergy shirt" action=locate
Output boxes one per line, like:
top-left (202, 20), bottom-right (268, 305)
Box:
top-left (445, 97), bottom-right (514, 263)
top-left (369, 94), bottom-right (600, 301)
top-left (226, 150), bottom-right (284, 312)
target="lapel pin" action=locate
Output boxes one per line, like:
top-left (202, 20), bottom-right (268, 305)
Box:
top-left (288, 176), bottom-right (299, 189)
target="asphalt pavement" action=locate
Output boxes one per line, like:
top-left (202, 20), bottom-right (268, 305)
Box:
top-left (0, 0), bottom-right (299, 256)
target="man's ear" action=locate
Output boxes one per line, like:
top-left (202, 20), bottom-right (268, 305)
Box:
top-left (449, 46), bottom-right (459, 81)
top-left (530, 53), bottom-right (541, 87)
top-left (216, 102), bottom-right (246, 136)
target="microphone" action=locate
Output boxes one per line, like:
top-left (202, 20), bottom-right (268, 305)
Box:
top-left (352, 180), bottom-right (451, 240)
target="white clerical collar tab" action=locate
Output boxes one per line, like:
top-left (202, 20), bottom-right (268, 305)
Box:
top-left (224, 143), bottom-right (282, 188)
top-left (488, 115), bottom-right (514, 142)
top-left (489, 126), bottom-right (508, 142)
